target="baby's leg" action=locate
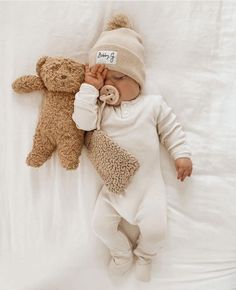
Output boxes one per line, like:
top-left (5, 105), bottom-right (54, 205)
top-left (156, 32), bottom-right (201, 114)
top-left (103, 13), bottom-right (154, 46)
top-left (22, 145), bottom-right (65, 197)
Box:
top-left (92, 192), bottom-right (133, 275)
top-left (134, 196), bottom-right (167, 281)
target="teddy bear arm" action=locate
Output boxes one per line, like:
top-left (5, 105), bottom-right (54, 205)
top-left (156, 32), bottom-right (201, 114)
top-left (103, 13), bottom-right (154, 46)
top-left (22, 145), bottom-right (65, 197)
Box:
top-left (12, 75), bottom-right (45, 93)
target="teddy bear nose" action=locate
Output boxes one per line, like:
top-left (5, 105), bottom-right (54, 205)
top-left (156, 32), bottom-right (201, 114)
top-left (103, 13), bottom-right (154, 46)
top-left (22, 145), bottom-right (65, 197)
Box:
top-left (61, 75), bottom-right (67, 79)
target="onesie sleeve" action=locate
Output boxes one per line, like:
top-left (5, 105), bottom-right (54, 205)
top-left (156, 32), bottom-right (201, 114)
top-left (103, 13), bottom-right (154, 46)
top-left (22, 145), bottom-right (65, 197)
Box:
top-left (156, 97), bottom-right (192, 160)
top-left (72, 83), bottom-right (99, 131)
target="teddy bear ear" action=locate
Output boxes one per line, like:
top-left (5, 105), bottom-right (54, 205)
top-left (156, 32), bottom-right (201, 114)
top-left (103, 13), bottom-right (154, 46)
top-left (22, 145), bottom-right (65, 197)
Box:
top-left (36, 56), bottom-right (48, 75)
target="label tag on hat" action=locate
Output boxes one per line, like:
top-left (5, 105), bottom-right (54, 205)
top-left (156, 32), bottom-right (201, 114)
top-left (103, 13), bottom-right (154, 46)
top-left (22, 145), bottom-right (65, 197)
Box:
top-left (96, 51), bottom-right (117, 64)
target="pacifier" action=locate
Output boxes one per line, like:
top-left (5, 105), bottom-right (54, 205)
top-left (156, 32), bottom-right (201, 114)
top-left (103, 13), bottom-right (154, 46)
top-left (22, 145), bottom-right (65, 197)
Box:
top-left (99, 85), bottom-right (120, 105)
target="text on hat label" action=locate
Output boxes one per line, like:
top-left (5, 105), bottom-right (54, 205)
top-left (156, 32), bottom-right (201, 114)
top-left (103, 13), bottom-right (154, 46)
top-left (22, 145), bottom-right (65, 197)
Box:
top-left (96, 51), bottom-right (117, 64)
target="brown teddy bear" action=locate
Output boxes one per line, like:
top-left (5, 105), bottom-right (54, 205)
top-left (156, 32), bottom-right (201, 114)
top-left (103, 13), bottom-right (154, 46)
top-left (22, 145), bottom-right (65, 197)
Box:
top-left (12, 56), bottom-right (85, 170)
top-left (12, 54), bottom-right (138, 193)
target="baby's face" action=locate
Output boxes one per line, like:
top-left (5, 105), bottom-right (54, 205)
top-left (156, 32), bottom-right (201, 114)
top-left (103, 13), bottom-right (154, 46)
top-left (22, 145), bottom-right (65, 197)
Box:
top-left (104, 70), bottom-right (140, 106)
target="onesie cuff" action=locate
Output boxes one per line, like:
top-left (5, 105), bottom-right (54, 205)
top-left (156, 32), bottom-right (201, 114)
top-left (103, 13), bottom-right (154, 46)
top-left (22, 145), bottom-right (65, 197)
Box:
top-left (173, 152), bottom-right (192, 160)
top-left (75, 83), bottom-right (99, 104)
top-left (79, 83), bottom-right (99, 95)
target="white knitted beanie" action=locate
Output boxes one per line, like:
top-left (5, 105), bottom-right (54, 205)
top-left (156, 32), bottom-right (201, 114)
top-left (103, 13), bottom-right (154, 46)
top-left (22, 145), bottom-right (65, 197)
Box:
top-left (88, 14), bottom-right (145, 89)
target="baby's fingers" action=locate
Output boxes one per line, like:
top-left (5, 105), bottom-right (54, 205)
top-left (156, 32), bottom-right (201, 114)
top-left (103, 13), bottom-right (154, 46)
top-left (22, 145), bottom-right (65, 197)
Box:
top-left (102, 68), bottom-right (108, 79)
top-left (97, 64), bottom-right (105, 73)
top-left (85, 64), bottom-right (94, 78)
top-left (181, 170), bottom-right (189, 182)
top-left (96, 73), bottom-right (103, 83)
top-left (177, 168), bottom-right (185, 181)
top-left (91, 64), bottom-right (104, 74)
top-left (85, 64), bottom-right (91, 73)
top-left (188, 166), bottom-right (193, 177)
top-left (178, 168), bottom-right (192, 182)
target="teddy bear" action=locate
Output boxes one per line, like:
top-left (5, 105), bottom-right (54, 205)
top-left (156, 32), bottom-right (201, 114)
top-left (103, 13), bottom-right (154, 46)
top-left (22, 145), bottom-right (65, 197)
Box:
top-left (12, 54), bottom-right (138, 193)
top-left (12, 56), bottom-right (85, 170)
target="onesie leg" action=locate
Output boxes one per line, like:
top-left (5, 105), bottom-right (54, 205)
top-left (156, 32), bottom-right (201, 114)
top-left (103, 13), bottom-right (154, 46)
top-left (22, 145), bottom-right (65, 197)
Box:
top-left (134, 197), bottom-right (167, 282)
top-left (92, 192), bottom-right (134, 276)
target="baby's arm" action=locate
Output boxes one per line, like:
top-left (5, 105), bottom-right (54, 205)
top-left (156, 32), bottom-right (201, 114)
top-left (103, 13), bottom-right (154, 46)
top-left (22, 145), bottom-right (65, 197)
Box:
top-left (72, 84), bottom-right (99, 131)
top-left (156, 98), bottom-right (193, 181)
top-left (72, 64), bottom-right (107, 131)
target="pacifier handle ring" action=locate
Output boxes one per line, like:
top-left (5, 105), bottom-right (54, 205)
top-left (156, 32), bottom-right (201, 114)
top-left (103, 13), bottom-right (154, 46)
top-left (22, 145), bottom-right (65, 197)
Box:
top-left (96, 85), bottom-right (120, 129)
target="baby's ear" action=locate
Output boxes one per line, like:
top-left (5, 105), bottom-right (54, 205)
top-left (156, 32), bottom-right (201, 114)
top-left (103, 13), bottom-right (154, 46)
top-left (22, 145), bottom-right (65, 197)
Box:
top-left (12, 75), bottom-right (45, 93)
top-left (36, 56), bottom-right (48, 75)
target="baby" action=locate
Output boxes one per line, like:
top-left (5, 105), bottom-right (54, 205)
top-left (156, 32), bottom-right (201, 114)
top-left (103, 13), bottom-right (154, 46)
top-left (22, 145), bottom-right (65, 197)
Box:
top-left (72, 15), bottom-right (192, 282)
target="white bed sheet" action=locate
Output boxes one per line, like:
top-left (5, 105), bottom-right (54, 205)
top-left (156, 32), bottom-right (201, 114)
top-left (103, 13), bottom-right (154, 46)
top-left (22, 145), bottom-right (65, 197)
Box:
top-left (1, 1), bottom-right (236, 289)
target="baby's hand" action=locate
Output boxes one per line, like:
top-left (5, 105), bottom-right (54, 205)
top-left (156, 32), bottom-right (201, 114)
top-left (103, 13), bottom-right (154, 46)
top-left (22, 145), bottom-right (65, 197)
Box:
top-left (84, 64), bottom-right (107, 90)
top-left (175, 157), bottom-right (193, 182)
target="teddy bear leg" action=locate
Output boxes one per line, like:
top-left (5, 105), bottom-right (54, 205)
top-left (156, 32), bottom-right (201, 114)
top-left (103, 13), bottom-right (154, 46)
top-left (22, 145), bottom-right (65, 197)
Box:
top-left (57, 134), bottom-right (84, 170)
top-left (26, 130), bottom-right (55, 167)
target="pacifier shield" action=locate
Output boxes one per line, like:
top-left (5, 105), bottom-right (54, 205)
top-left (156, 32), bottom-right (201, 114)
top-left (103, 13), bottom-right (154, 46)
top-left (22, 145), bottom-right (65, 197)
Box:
top-left (99, 85), bottom-right (120, 105)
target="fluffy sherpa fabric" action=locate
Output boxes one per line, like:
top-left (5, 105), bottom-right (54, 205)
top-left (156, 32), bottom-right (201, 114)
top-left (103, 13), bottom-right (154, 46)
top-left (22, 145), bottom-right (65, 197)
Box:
top-left (88, 14), bottom-right (145, 89)
top-left (85, 129), bottom-right (140, 194)
top-left (12, 56), bottom-right (85, 169)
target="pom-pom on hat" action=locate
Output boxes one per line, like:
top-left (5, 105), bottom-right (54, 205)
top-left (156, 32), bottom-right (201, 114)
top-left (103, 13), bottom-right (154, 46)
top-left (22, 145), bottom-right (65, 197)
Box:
top-left (88, 14), bottom-right (145, 89)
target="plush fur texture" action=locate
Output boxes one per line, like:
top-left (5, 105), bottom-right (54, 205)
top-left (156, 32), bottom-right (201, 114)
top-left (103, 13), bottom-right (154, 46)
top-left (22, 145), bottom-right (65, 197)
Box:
top-left (12, 56), bottom-right (85, 170)
top-left (106, 14), bottom-right (133, 31)
top-left (85, 130), bottom-right (140, 194)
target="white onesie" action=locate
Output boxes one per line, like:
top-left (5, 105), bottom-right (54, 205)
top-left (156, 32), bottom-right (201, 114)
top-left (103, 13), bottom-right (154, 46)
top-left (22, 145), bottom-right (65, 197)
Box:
top-left (72, 83), bottom-right (191, 261)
